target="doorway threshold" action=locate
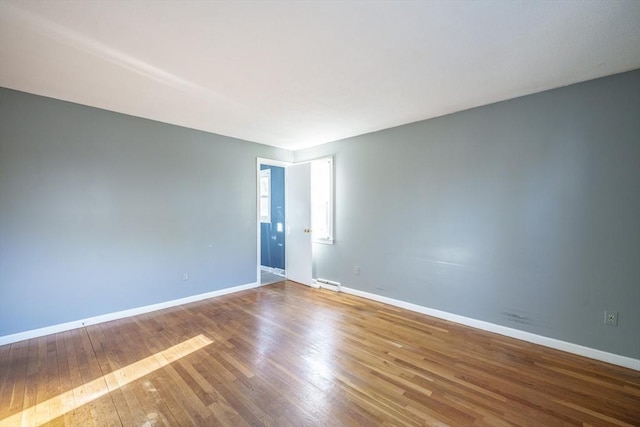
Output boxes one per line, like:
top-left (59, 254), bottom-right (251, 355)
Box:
top-left (260, 266), bottom-right (286, 285)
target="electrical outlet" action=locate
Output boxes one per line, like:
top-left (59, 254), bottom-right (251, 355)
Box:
top-left (604, 311), bottom-right (618, 326)
top-left (183, 273), bottom-right (189, 281)
top-left (353, 265), bottom-right (360, 276)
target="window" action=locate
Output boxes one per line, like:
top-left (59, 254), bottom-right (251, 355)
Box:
top-left (311, 157), bottom-right (334, 244)
top-left (260, 168), bottom-right (271, 223)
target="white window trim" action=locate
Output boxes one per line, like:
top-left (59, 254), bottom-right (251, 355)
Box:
top-left (311, 156), bottom-right (334, 245)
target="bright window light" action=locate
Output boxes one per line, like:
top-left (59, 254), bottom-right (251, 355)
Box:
top-left (311, 157), bottom-right (334, 244)
top-left (260, 168), bottom-right (271, 223)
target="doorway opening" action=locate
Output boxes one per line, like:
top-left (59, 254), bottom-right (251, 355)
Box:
top-left (258, 160), bottom-right (288, 285)
top-left (256, 157), bottom-right (333, 287)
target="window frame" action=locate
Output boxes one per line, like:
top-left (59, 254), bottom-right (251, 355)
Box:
top-left (311, 156), bottom-right (334, 245)
top-left (259, 168), bottom-right (271, 224)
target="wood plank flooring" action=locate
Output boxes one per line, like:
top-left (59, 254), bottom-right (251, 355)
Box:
top-left (1, 281), bottom-right (639, 426)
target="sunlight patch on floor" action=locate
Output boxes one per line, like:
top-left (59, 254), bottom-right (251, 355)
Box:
top-left (0, 334), bottom-right (213, 426)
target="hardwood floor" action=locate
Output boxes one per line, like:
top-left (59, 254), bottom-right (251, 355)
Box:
top-left (1, 281), bottom-right (638, 426)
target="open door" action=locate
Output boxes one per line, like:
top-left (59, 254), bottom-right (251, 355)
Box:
top-left (286, 162), bottom-right (313, 286)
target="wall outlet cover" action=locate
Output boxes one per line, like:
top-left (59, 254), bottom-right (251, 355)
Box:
top-left (604, 311), bottom-right (618, 326)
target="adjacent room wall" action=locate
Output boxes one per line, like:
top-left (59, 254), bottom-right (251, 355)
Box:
top-left (295, 70), bottom-right (640, 359)
top-left (260, 165), bottom-right (286, 270)
top-left (0, 88), bottom-right (291, 336)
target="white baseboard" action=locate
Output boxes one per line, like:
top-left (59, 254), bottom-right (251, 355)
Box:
top-left (4, 281), bottom-right (637, 371)
top-left (340, 286), bottom-right (640, 371)
top-left (0, 281), bottom-right (261, 346)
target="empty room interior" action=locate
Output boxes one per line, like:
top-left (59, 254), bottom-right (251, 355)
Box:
top-left (1, 1), bottom-right (639, 426)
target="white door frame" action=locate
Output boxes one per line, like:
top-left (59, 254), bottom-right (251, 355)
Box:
top-left (256, 158), bottom-right (291, 284)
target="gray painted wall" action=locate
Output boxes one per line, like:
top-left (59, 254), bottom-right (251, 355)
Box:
top-left (296, 70), bottom-right (640, 359)
top-left (0, 88), bottom-right (290, 336)
top-left (2, 71), bottom-right (639, 359)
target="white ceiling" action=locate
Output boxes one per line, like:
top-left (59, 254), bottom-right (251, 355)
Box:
top-left (1, 1), bottom-right (639, 150)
